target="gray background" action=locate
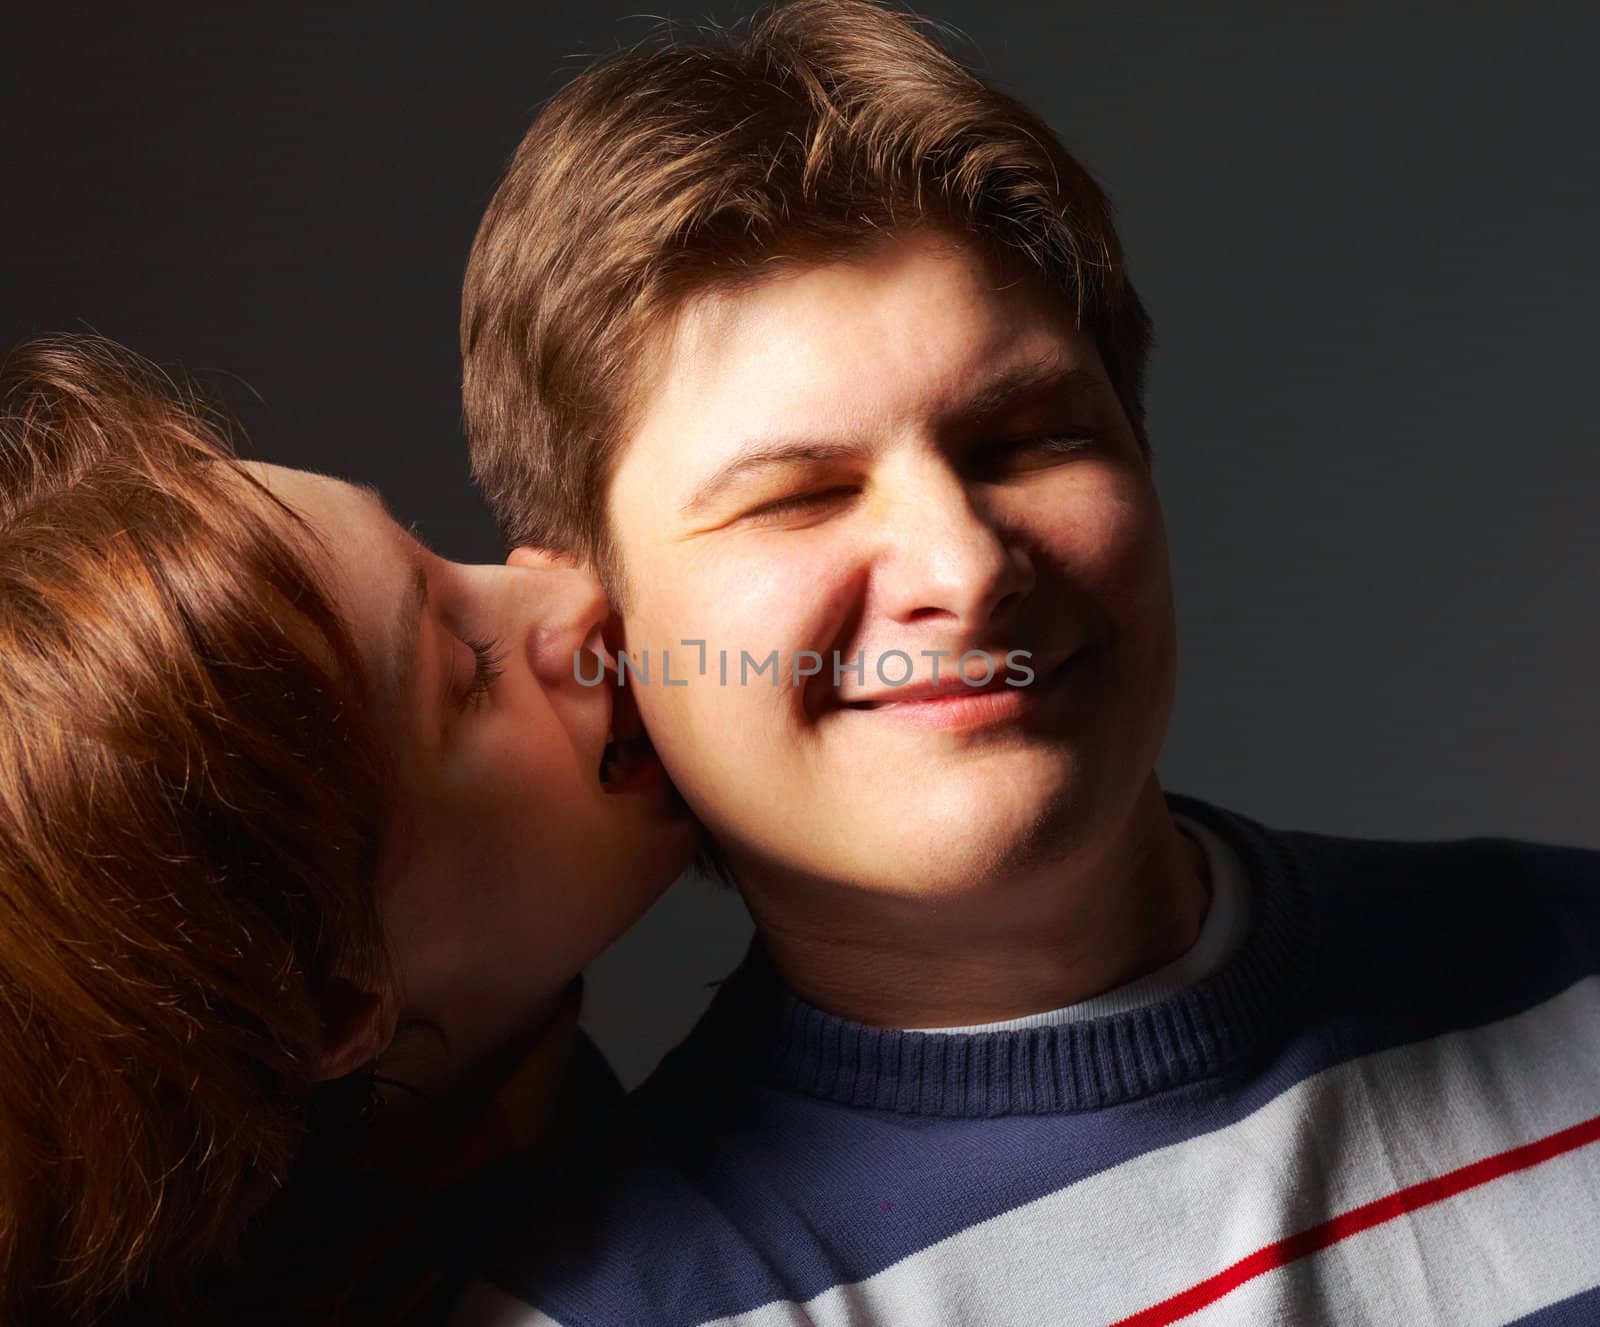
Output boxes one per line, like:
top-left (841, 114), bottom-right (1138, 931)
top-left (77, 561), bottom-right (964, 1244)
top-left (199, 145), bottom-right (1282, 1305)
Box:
top-left (5, 2), bottom-right (1596, 1088)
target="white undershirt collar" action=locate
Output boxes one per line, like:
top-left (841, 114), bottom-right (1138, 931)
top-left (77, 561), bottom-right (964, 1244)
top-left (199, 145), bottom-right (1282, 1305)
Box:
top-left (913, 813), bottom-right (1251, 1034)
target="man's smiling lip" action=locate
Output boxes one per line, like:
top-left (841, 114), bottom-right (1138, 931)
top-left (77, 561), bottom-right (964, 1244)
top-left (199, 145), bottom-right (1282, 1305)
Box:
top-left (838, 649), bottom-right (1077, 709)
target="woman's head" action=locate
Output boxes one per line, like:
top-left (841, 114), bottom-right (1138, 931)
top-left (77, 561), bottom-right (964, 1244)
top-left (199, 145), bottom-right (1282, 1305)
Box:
top-left (0, 335), bottom-right (690, 1320)
top-left (244, 464), bottom-right (693, 1083)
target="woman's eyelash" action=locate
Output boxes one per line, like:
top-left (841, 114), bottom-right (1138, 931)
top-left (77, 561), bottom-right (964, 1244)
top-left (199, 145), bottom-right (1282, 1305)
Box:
top-left (463, 637), bottom-right (505, 707)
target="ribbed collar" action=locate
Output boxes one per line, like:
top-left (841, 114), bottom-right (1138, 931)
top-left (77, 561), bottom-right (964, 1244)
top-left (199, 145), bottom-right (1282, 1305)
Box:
top-left (654, 794), bottom-right (1320, 1118)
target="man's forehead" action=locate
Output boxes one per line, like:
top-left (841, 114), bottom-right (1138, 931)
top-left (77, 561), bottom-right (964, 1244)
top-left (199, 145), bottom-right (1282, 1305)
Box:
top-left (644, 317), bottom-right (1093, 445)
top-left (610, 231), bottom-right (1096, 527)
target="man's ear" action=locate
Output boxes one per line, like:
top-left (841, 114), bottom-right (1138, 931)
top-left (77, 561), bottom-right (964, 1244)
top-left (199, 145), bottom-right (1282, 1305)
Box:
top-left (310, 976), bottom-right (396, 1083)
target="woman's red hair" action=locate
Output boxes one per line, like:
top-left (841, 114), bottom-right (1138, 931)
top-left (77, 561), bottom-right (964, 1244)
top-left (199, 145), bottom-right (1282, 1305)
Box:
top-left (0, 334), bottom-right (387, 1322)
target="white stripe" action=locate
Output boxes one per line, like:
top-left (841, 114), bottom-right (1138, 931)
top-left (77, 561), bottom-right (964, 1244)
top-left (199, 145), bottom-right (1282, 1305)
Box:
top-left (1180, 1139), bottom-right (1600, 1326)
top-left (451, 1281), bottom-right (566, 1327)
top-left (452, 976), bottom-right (1600, 1327)
top-left (720, 973), bottom-right (1600, 1325)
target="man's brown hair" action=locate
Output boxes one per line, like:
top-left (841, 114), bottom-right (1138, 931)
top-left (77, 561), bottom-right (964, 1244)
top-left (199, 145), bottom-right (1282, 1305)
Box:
top-left (0, 335), bottom-right (387, 1323)
top-left (462, 0), bottom-right (1151, 583)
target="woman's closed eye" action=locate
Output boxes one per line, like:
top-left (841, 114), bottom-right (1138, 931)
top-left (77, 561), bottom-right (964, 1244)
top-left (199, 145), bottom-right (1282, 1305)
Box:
top-left (461, 637), bottom-right (505, 709)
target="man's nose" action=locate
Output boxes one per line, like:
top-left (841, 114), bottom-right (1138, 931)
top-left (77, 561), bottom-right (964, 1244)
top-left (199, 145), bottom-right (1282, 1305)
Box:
top-left (867, 463), bottom-right (1033, 631)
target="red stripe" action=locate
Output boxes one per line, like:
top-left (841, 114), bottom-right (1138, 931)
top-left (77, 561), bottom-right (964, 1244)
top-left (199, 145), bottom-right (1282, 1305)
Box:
top-left (1108, 1111), bottom-right (1600, 1327)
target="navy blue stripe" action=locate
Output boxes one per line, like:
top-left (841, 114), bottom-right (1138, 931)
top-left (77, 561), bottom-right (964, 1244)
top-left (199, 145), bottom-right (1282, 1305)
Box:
top-left (1503, 1285), bottom-right (1600, 1325)
top-left (692, 792), bottom-right (1321, 1117)
top-left (489, 804), bottom-right (1600, 1325)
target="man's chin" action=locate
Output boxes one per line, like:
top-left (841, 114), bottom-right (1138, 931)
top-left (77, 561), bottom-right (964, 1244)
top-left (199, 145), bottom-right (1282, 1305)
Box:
top-left (810, 794), bottom-right (1096, 901)
top-left (695, 751), bottom-right (1109, 899)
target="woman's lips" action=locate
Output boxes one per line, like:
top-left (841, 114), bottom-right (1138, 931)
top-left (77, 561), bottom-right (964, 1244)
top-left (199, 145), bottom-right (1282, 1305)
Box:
top-left (600, 733), bottom-right (667, 794)
top-left (599, 671), bottom-right (668, 794)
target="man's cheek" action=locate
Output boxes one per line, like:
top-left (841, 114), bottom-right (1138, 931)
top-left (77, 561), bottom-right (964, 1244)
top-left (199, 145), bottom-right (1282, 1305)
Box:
top-left (1083, 497), bottom-right (1170, 620)
top-left (638, 682), bottom-right (757, 820)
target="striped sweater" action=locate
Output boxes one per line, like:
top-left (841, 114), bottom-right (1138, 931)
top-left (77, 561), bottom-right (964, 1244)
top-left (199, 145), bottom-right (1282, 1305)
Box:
top-left (458, 794), bottom-right (1600, 1326)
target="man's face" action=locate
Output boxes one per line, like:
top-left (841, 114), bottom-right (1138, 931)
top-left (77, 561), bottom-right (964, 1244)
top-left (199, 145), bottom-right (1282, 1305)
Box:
top-left (607, 229), bottom-right (1176, 904)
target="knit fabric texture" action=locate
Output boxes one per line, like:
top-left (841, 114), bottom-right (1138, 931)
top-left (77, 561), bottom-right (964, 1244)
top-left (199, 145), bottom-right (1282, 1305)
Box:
top-left (460, 793), bottom-right (1600, 1327)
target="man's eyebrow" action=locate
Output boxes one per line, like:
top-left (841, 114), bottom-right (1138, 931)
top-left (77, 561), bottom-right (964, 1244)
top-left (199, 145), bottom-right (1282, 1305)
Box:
top-left (680, 439), bottom-right (865, 518)
top-left (678, 361), bottom-right (1105, 519)
top-left (957, 359), bottom-right (1105, 422)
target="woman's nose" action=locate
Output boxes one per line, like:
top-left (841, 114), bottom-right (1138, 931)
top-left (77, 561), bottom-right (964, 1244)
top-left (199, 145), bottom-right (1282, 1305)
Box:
top-left (506, 547), bottom-right (611, 690)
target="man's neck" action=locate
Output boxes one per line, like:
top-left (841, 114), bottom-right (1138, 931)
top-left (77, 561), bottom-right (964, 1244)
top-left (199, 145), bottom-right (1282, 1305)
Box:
top-left (743, 779), bottom-right (1212, 1030)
